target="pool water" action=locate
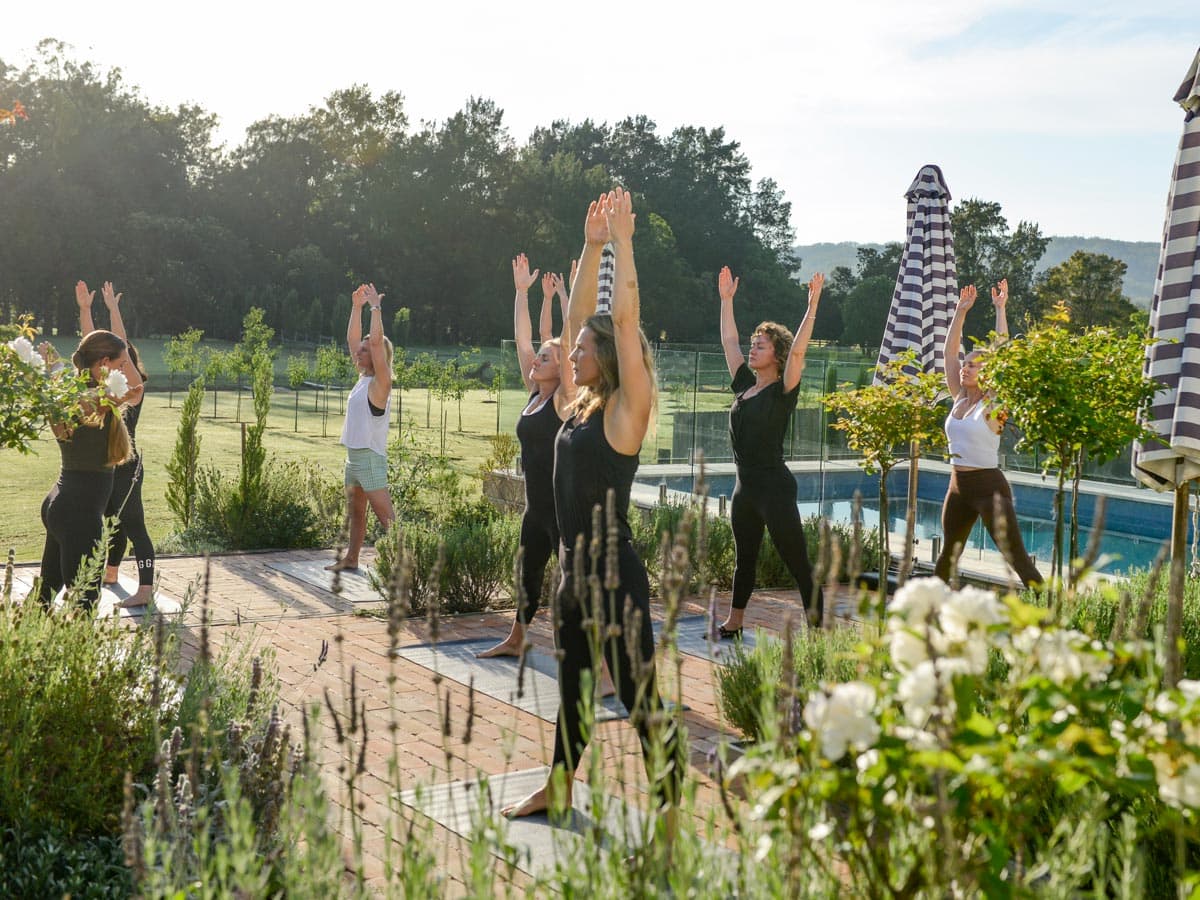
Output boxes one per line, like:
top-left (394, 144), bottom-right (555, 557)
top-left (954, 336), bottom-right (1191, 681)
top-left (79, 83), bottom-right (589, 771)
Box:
top-left (643, 469), bottom-right (1175, 576)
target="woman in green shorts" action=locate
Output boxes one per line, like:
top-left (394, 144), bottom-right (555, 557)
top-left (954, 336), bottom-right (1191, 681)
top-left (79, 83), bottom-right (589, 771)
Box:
top-left (327, 283), bottom-right (396, 572)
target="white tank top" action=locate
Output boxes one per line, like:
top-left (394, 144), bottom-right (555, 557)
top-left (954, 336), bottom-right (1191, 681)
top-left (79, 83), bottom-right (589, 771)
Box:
top-left (945, 396), bottom-right (1000, 469)
top-left (340, 375), bottom-right (390, 457)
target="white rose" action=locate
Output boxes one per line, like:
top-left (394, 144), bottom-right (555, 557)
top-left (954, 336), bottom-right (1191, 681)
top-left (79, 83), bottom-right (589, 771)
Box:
top-left (940, 585), bottom-right (1006, 641)
top-left (7, 336), bottom-right (44, 369)
top-left (889, 627), bottom-right (929, 672)
top-left (889, 577), bottom-right (949, 624)
top-left (804, 682), bottom-right (879, 761)
top-left (104, 368), bottom-right (129, 398)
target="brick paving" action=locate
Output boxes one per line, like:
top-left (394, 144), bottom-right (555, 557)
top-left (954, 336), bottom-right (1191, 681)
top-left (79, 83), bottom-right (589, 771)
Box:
top-left (13, 548), bottom-right (843, 894)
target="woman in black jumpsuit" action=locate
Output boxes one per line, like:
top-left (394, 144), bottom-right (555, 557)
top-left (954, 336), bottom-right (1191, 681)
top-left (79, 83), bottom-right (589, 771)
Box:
top-left (477, 255), bottom-right (568, 657)
top-left (503, 190), bottom-right (681, 840)
top-left (716, 266), bottom-right (824, 637)
top-left (36, 329), bottom-right (137, 611)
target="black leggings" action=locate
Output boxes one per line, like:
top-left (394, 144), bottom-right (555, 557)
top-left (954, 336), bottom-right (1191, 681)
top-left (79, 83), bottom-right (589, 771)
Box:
top-left (552, 541), bottom-right (682, 809)
top-left (38, 470), bottom-right (113, 610)
top-left (106, 454), bottom-right (155, 587)
top-left (515, 509), bottom-right (557, 626)
top-left (935, 467), bottom-right (1043, 587)
top-left (731, 466), bottom-right (821, 617)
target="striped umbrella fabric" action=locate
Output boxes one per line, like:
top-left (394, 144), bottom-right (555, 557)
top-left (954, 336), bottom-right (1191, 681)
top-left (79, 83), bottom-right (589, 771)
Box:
top-left (595, 243), bottom-right (616, 314)
top-left (1133, 47), bottom-right (1200, 490)
top-left (874, 164), bottom-right (957, 383)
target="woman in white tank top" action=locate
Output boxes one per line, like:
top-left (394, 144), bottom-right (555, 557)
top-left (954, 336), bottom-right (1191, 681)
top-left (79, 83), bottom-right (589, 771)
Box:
top-left (934, 280), bottom-right (1043, 588)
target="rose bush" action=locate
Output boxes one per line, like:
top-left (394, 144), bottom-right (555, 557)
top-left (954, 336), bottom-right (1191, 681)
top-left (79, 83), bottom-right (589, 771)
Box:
top-left (731, 577), bottom-right (1200, 898)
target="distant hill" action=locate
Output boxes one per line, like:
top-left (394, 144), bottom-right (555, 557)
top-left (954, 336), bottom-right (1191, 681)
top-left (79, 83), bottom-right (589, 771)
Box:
top-left (794, 237), bottom-right (1160, 306)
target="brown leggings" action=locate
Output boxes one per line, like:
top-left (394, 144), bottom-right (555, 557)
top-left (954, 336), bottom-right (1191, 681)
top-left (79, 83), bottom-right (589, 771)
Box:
top-left (934, 468), bottom-right (1043, 587)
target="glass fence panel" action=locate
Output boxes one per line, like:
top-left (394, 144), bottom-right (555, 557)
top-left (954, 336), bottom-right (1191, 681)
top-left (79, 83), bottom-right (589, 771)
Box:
top-left (496, 340), bottom-right (1140, 487)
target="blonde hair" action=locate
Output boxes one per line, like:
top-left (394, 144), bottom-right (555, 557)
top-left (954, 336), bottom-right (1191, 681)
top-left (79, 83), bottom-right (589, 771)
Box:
top-left (381, 335), bottom-right (394, 373)
top-left (72, 330), bottom-right (133, 466)
top-left (753, 321), bottom-right (794, 377)
top-left (571, 314), bottom-right (658, 425)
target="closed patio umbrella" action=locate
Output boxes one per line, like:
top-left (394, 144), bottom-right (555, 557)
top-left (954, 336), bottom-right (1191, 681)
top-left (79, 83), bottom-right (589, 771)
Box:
top-left (595, 244), bottom-right (616, 315)
top-left (875, 164), bottom-right (957, 378)
top-left (1132, 46), bottom-right (1200, 687)
top-left (875, 165), bottom-right (958, 583)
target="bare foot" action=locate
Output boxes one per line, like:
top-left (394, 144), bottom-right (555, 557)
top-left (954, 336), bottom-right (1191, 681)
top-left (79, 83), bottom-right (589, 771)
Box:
top-left (324, 559), bottom-right (359, 573)
top-left (501, 783), bottom-right (571, 819)
top-left (476, 638), bottom-right (523, 659)
top-left (116, 592), bottom-right (151, 609)
top-left (598, 666), bottom-right (617, 699)
top-left (104, 566), bottom-right (120, 585)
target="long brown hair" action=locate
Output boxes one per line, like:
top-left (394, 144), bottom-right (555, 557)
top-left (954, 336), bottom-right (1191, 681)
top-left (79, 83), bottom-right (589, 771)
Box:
top-left (571, 314), bottom-right (658, 424)
top-left (73, 330), bottom-right (133, 465)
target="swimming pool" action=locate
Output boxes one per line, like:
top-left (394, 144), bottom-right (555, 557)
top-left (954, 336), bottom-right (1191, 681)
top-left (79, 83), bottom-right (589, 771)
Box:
top-left (639, 467), bottom-right (1177, 576)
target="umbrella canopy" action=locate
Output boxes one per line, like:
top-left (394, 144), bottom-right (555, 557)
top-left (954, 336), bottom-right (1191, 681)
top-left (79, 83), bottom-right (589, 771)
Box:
top-left (595, 243), bottom-right (616, 315)
top-left (1133, 47), bottom-right (1200, 491)
top-left (874, 164), bottom-right (957, 383)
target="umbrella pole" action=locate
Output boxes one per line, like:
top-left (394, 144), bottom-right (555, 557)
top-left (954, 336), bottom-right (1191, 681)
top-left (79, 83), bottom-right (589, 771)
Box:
top-left (1165, 480), bottom-right (1190, 688)
top-left (901, 440), bottom-right (920, 585)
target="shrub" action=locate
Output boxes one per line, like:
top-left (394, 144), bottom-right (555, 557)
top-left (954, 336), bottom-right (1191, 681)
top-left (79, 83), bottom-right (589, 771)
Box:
top-left (188, 459), bottom-right (339, 551)
top-left (0, 603), bottom-right (177, 836)
top-left (165, 374), bottom-right (204, 530)
top-left (0, 825), bottom-right (131, 899)
top-left (372, 515), bottom-right (521, 615)
top-left (717, 624), bottom-right (871, 742)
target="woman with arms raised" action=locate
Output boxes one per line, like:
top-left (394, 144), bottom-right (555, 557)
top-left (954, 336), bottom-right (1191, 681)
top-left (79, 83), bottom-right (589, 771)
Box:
top-left (327, 283), bottom-right (396, 572)
top-left (503, 189), bottom-right (681, 839)
top-left (935, 279), bottom-right (1042, 588)
top-left (36, 329), bottom-right (140, 611)
top-left (77, 279), bottom-right (155, 607)
top-left (476, 256), bottom-right (570, 658)
top-left (716, 266), bottom-right (824, 638)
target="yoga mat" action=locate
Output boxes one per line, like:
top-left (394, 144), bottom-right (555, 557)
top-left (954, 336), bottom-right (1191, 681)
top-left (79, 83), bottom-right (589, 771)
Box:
top-left (7, 571), bottom-right (183, 618)
top-left (394, 638), bottom-right (627, 723)
top-left (265, 558), bottom-right (382, 604)
top-left (665, 614), bottom-right (756, 664)
top-left (398, 768), bottom-right (648, 879)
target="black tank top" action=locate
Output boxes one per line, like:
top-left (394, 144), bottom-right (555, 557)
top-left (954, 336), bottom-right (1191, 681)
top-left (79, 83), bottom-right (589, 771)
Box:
top-left (58, 414), bottom-right (115, 472)
top-left (554, 405), bottom-right (639, 549)
top-left (123, 401), bottom-right (142, 454)
top-left (729, 363), bottom-right (799, 470)
top-left (516, 391), bottom-right (562, 520)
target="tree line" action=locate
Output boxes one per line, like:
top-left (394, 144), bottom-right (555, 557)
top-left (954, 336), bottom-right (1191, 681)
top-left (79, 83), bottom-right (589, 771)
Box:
top-left (0, 41), bottom-right (1143, 350)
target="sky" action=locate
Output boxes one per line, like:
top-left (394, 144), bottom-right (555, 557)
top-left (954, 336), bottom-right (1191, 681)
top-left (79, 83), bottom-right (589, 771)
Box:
top-left (3, 1), bottom-right (1197, 245)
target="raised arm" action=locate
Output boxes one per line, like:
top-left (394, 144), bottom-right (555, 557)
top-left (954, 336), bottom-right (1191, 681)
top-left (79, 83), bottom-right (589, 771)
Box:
top-left (362, 283), bottom-right (392, 407)
top-left (76, 280), bottom-right (96, 335)
top-left (944, 284), bottom-right (977, 399)
top-left (512, 254), bottom-right (540, 393)
top-left (101, 281), bottom-right (128, 340)
top-left (718, 266), bottom-right (745, 379)
top-left (990, 278), bottom-right (1010, 340)
top-left (603, 188), bottom-right (652, 454)
top-left (538, 270), bottom-right (561, 344)
top-left (346, 284), bottom-right (367, 357)
top-left (782, 272), bottom-right (824, 393)
top-left (562, 197), bottom-right (610, 405)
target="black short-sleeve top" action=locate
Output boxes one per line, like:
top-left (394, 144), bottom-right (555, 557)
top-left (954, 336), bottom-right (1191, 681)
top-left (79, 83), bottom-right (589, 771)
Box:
top-left (57, 413), bottom-right (116, 473)
top-left (728, 363), bottom-right (799, 470)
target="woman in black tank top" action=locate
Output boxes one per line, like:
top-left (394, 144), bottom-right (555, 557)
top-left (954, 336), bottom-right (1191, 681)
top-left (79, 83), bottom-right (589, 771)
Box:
top-left (36, 329), bottom-right (138, 611)
top-left (477, 255), bottom-right (571, 657)
top-left (716, 266), bottom-right (825, 637)
top-left (503, 190), bottom-right (682, 846)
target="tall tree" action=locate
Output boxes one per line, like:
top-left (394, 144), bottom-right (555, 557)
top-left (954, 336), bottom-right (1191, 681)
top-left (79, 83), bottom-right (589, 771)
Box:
top-left (1033, 251), bottom-right (1139, 332)
top-left (951, 199), bottom-right (1049, 344)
